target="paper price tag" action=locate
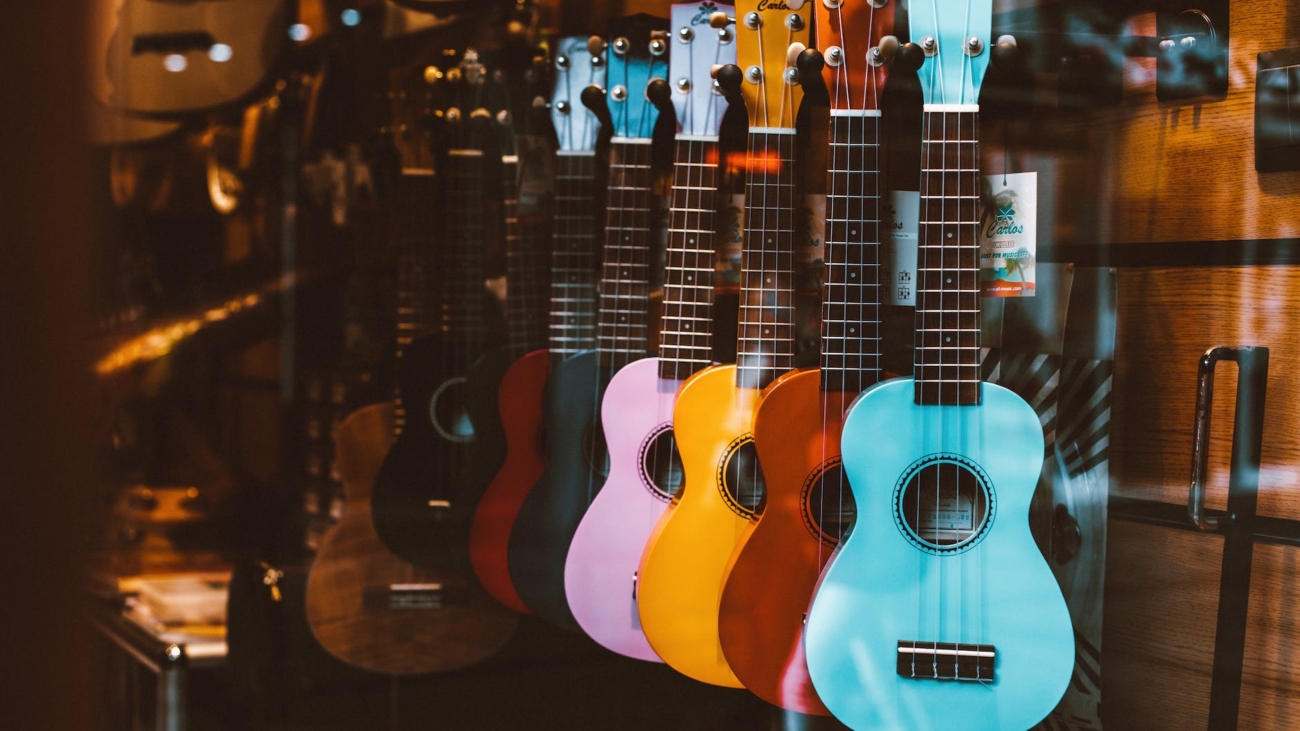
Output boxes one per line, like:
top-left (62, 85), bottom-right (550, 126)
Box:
top-left (882, 191), bottom-right (920, 307)
top-left (979, 172), bottom-right (1037, 297)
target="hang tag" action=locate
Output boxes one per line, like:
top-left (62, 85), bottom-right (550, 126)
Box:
top-left (716, 194), bottom-right (745, 290)
top-left (980, 172), bottom-right (1037, 297)
top-left (882, 191), bottom-right (920, 307)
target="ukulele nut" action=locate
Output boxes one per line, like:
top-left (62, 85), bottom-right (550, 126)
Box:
top-left (964, 36), bottom-right (984, 56)
top-left (744, 12), bottom-right (762, 30)
top-left (920, 36), bottom-right (938, 56)
top-left (825, 46), bottom-right (844, 67)
top-left (678, 26), bottom-right (695, 43)
top-left (613, 37), bottom-right (630, 55)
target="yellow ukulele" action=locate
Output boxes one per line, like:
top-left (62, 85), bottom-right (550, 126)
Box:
top-left (635, 0), bottom-right (811, 688)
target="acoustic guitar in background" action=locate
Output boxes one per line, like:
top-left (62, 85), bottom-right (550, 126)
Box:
top-left (564, 0), bottom-right (735, 662)
top-left (506, 14), bottom-right (672, 631)
top-left (469, 34), bottom-right (607, 614)
top-left (635, 0), bottom-right (813, 688)
top-left (802, 0), bottom-right (1074, 728)
top-left (305, 59), bottom-right (517, 674)
top-left (717, 0), bottom-right (899, 715)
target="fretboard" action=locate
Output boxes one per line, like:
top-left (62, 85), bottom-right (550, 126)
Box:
top-left (439, 149), bottom-right (490, 358)
top-left (915, 107), bottom-right (981, 406)
top-left (737, 129), bottom-right (798, 390)
top-left (549, 151), bottom-right (600, 362)
top-left (596, 138), bottom-right (654, 371)
top-left (659, 136), bottom-right (719, 381)
top-left (394, 169), bottom-right (439, 357)
top-left (392, 168), bottom-right (438, 433)
top-left (502, 154), bottom-right (551, 357)
top-left (822, 111), bottom-right (884, 394)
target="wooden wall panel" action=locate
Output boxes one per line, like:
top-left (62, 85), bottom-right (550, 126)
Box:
top-left (1086, 2), bottom-right (1300, 244)
top-left (1112, 267), bottom-right (1300, 520)
top-left (1105, 524), bottom-right (1300, 731)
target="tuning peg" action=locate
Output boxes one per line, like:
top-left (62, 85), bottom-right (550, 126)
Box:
top-left (580, 84), bottom-right (613, 128)
top-left (646, 78), bottom-right (674, 115)
top-left (894, 42), bottom-right (926, 73)
top-left (991, 34), bottom-right (1021, 69)
top-left (714, 64), bottom-right (744, 104)
top-left (587, 35), bottom-right (605, 57)
top-left (709, 11), bottom-right (736, 28)
top-left (796, 47), bottom-right (825, 79)
top-left (870, 35), bottom-right (901, 67)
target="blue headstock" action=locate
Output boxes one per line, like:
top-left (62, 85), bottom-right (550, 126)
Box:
top-left (551, 36), bottom-right (607, 152)
top-left (669, 2), bottom-right (736, 137)
top-left (602, 14), bottom-right (671, 140)
top-left (909, 0), bottom-right (994, 106)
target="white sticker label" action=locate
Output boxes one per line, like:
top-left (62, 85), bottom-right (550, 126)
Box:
top-left (883, 191), bottom-right (920, 307)
top-left (980, 172), bottom-right (1037, 298)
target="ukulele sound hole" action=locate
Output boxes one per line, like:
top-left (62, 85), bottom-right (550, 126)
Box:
top-left (895, 455), bottom-right (995, 555)
top-left (639, 424), bottom-right (683, 501)
top-left (430, 377), bottom-right (474, 444)
top-left (719, 436), bottom-right (766, 519)
top-left (802, 460), bottom-right (856, 545)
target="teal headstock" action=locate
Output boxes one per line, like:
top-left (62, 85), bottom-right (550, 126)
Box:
top-left (551, 36), bottom-right (607, 153)
top-left (602, 14), bottom-right (671, 140)
top-left (669, 2), bottom-right (736, 137)
top-left (908, 0), bottom-right (994, 106)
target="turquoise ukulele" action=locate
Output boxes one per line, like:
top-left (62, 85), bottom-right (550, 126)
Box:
top-left (802, 2), bottom-right (1074, 730)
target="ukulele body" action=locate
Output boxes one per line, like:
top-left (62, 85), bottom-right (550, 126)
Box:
top-left (507, 350), bottom-right (611, 630)
top-left (306, 403), bottom-right (518, 675)
top-left (719, 367), bottom-right (848, 715)
top-left (370, 329), bottom-right (491, 573)
top-left (805, 377), bottom-right (1073, 731)
top-left (565, 357), bottom-right (679, 661)
top-left (469, 348), bottom-right (550, 613)
top-left (636, 363), bottom-right (754, 687)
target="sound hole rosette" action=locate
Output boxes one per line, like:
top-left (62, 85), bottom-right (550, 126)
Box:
top-left (638, 423), bottom-right (683, 502)
top-left (429, 376), bottom-right (474, 444)
top-left (893, 453), bottom-right (996, 555)
top-left (801, 458), bottom-right (857, 546)
top-left (717, 434), bottom-right (766, 519)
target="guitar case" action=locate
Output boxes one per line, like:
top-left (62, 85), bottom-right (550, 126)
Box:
top-left (981, 264), bottom-right (1118, 731)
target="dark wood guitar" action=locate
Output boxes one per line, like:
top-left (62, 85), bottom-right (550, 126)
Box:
top-left (305, 403), bottom-right (517, 673)
top-left (506, 15), bottom-right (671, 630)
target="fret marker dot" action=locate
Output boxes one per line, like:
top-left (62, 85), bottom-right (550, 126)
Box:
top-left (946, 277), bottom-right (952, 284)
top-left (946, 336), bottom-right (952, 343)
top-left (947, 232), bottom-right (954, 238)
top-left (850, 327), bottom-right (857, 334)
top-left (685, 324), bottom-right (691, 329)
top-left (625, 235), bottom-right (630, 241)
top-left (686, 275), bottom-right (693, 281)
top-left (850, 272), bottom-right (857, 278)
top-left (766, 277), bottom-right (772, 284)
top-left (764, 329), bottom-right (771, 335)
top-left (621, 316), bottom-right (627, 322)
top-left (851, 229), bottom-right (858, 236)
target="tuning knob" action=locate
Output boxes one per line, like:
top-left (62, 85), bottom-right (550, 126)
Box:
top-left (714, 63), bottom-right (744, 103)
top-left (580, 84), bottom-right (613, 127)
top-left (991, 34), bottom-right (1020, 68)
top-left (709, 11), bottom-right (736, 28)
top-left (894, 42), bottom-right (926, 73)
top-left (796, 47), bottom-right (825, 79)
top-left (646, 77), bottom-right (674, 114)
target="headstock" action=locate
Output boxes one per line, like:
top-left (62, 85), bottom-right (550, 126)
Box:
top-left (669, 2), bottom-right (736, 137)
top-left (732, 0), bottom-right (813, 129)
top-left (599, 14), bottom-right (671, 140)
top-left (550, 36), bottom-right (608, 153)
top-left (816, 0), bottom-right (899, 112)
top-left (908, 0), bottom-right (993, 106)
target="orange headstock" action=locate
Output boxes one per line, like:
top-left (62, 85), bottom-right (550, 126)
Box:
top-left (733, 0), bottom-right (814, 129)
top-left (816, 0), bottom-right (899, 112)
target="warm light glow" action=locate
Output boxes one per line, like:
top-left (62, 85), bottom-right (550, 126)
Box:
top-left (95, 292), bottom-right (268, 376)
top-left (208, 44), bottom-right (233, 63)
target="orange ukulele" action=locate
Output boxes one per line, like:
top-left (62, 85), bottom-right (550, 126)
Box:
top-left (635, 0), bottom-right (812, 688)
top-left (717, 0), bottom-right (897, 714)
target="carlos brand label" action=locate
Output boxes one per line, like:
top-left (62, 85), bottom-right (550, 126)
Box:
top-left (979, 172), bottom-right (1037, 298)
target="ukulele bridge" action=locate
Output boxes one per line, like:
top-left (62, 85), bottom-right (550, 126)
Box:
top-left (896, 641), bottom-right (997, 682)
top-left (363, 583), bottom-right (465, 611)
